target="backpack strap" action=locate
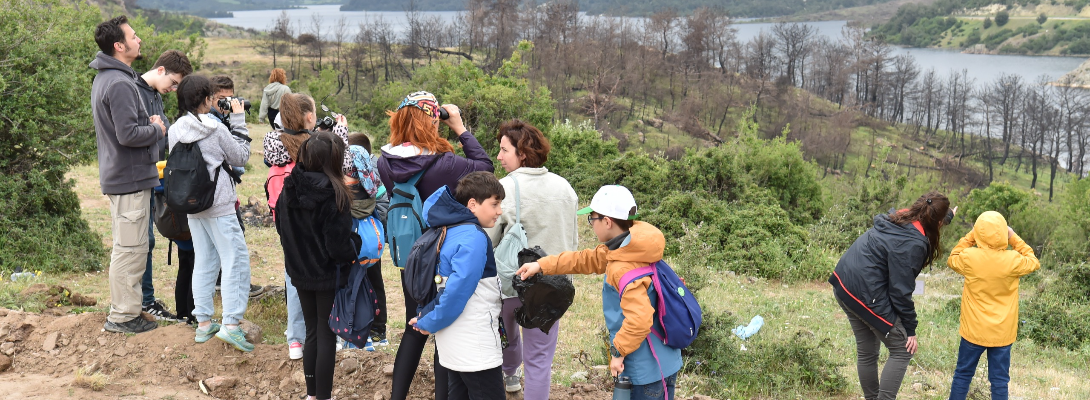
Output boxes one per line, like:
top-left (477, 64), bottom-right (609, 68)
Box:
top-left (619, 263), bottom-right (670, 345)
top-left (392, 170), bottom-right (426, 201)
top-left (512, 177), bottom-right (522, 225)
top-left (618, 266), bottom-right (655, 294)
top-left (645, 336), bottom-right (670, 398)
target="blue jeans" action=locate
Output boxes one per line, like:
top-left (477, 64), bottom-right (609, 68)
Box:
top-left (629, 373), bottom-right (677, 400)
top-left (189, 215), bottom-right (250, 325)
top-left (949, 338), bottom-right (1010, 400)
top-left (284, 271), bottom-right (306, 344)
top-left (141, 200), bottom-right (156, 306)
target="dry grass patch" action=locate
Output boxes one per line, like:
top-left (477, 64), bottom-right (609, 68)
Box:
top-left (73, 367), bottom-right (109, 391)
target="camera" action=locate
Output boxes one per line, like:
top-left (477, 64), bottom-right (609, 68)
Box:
top-left (316, 116), bottom-right (336, 131)
top-left (217, 97), bottom-right (251, 113)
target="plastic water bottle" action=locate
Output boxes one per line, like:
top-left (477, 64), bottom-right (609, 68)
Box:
top-left (10, 272), bottom-right (35, 281)
top-left (612, 376), bottom-right (632, 400)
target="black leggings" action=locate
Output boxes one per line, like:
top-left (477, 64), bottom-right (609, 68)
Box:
top-left (268, 108), bottom-right (280, 129)
top-left (391, 269), bottom-right (448, 400)
top-left (368, 261), bottom-right (387, 335)
top-left (174, 247), bottom-right (196, 323)
top-left (298, 288), bottom-right (337, 399)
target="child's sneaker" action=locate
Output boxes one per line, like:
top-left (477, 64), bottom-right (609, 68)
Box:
top-left (195, 322), bottom-right (221, 343)
top-left (336, 336), bottom-right (345, 351)
top-left (370, 330), bottom-right (389, 348)
top-left (288, 341), bottom-right (303, 360)
top-left (364, 337), bottom-right (375, 352)
top-left (215, 325), bottom-right (254, 352)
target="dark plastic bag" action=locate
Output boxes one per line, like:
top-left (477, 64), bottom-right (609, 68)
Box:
top-left (511, 246), bottom-right (576, 333)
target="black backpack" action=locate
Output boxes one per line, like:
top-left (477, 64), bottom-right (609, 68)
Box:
top-left (403, 222), bottom-right (480, 306)
top-left (164, 142), bottom-right (239, 214)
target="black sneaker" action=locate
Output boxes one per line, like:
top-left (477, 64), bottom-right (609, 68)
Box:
top-left (142, 299), bottom-right (181, 322)
top-left (104, 316), bottom-right (158, 334)
top-left (249, 284), bottom-right (265, 298)
top-left (370, 330), bottom-right (388, 348)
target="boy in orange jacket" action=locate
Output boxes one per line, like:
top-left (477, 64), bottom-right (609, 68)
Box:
top-left (946, 211), bottom-right (1040, 400)
top-left (517, 185), bottom-right (681, 400)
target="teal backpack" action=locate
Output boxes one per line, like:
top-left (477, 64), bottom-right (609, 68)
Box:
top-left (386, 170), bottom-right (427, 268)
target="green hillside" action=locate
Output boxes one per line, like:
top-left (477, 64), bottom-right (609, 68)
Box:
top-left (871, 0), bottom-right (1090, 54)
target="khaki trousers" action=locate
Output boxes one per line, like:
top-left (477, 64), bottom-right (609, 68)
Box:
top-left (107, 189), bottom-right (151, 323)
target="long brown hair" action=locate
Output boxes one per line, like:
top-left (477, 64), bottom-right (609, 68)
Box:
top-left (889, 191), bottom-right (950, 268)
top-left (279, 93), bottom-right (315, 161)
top-left (298, 131), bottom-right (352, 212)
top-left (386, 106), bottom-right (454, 154)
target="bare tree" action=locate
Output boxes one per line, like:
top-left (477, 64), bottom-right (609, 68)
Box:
top-left (771, 22), bottom-right (815, 87)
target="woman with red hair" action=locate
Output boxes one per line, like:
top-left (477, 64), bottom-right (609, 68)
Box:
top-left (259, 68), bottom-right (291, 128)
top-left (378, 91), bottom-right (493, 400)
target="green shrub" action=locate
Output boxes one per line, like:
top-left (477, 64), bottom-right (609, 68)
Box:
top-left (0, 1), bottom-right (206, 273)
top-left (984, 17), bottom-right (993, 29)
top-left (645, 189), bottom-right (831, 282)
top-left (996, 11), bottom-right (1010, 27)
top-left (1023, 264), bottom-right (1090, 350)
top-left (962, 182), bottom-right (1032, 224)
top-left (683, 311), bottom-right (848, 397)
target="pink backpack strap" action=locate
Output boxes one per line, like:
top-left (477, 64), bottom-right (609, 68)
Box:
top-left (646, 336), bottom-right (670, 398)
top-left (618, 265), bottom-right (655, 294)
top-left (619, 263), bottom-right (669, 344)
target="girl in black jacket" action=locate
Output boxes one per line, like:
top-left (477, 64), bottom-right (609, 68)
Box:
top-left (828, 192), bottom-right (953, 400)
top-left (275, 131), bottom-right (362, 400)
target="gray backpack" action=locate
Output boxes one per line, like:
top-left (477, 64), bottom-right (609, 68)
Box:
top-left (495, 177), bottom-right (529, 298)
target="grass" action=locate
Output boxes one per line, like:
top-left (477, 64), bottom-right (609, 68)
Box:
top-left (73, 367), bottom-right (109, 391)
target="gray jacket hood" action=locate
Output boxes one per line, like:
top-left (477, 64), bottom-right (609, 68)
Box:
top-left (172, 113), bottom-right (220, 144)
top-left (89, 51), bottom-right (137, 79)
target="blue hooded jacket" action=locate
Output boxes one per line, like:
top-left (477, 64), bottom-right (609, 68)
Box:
top-left (414, 186), bottom-right (497, 334)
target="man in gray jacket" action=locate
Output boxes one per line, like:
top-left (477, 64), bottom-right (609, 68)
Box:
top-left (91, 15), bottom-right (166, 334)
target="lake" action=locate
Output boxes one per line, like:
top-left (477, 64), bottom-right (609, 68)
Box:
top-left (212, 6), bottom-right (1086, 86)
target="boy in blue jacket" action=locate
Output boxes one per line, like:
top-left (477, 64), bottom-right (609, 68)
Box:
top-left (409, 171), bottom-right (506, 400)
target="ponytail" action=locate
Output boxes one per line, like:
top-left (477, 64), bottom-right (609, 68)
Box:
top-left (890, 191), bottom-right (951, 268)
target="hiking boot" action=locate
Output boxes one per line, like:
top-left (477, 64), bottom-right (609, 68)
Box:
top-left (104, 316), bottom-right (158, 334)
top-left (195, 322), bottom-right (221, 343)
top-left (370, 330), bottom-right (388, 348)
top-left (142, 299), bottom-right (181, 322)
top-left (216, 325), bottom-right (254, 352)
top-left (504, 373), bottom-right (522, 392)
top-left (288, 341), bottom-right (303, 360)
top-left (249, 284), bottom-right (265, 298)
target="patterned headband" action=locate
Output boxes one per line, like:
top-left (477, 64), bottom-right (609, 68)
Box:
top-left (396, 91), bottom-right (440, 119)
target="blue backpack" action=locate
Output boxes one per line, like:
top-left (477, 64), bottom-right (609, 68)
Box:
top-left (618, 260), bottom-right (703, 349)
top-left (386, 170), bottom-right (427, 268)
top-left (354, 215), bottom-right (385, 267)
top-left (329, 262), bottom-right (379, 348)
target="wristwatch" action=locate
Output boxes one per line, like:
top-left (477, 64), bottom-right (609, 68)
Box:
top-left (610, 344), bottom-right (622, 358)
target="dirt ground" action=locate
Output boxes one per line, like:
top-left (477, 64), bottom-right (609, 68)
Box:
top-left (0, 308), bottom-right (618, 400)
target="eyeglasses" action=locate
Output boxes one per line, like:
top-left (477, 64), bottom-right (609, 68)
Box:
top-left (169, 77), bottom-right (180, 90)
top-left (587, 215), bottom-right (605, 225)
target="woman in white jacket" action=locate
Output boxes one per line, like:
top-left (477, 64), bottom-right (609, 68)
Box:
top-left (484, 119), bottom-right (579, 398)
top-left (168, 75), bottom-right (254, 352)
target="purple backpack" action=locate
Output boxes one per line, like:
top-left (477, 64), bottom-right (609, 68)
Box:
top-left (619, 260), bottom-right (703, 349)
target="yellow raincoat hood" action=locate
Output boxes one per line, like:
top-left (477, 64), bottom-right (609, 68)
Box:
top-left (947, 211), bottom-right (1040, 347)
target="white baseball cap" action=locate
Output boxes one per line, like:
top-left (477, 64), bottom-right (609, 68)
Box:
top-left (577, 185), bottom-right (638, 220)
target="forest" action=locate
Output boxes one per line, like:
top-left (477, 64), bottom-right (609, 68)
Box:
top-left (4, 0), bottom-right (1090, 397)
top-left (339, 0), bottom-right (899, 18)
